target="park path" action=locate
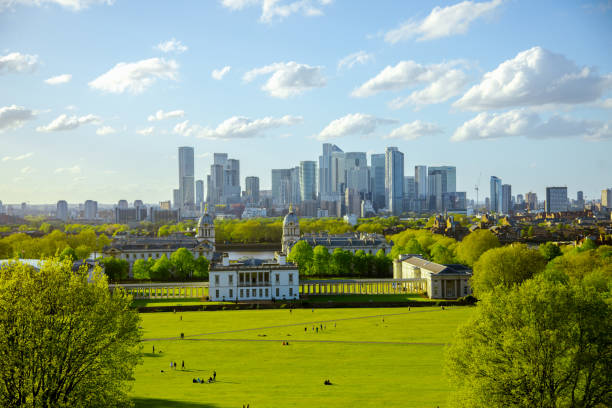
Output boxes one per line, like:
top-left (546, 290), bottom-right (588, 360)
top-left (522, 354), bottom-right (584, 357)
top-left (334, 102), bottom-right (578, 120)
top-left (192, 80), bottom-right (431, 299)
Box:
top-left (143, 307), bottom-right (456, 342)
top-left (182, 338), bottom-right (445, 346)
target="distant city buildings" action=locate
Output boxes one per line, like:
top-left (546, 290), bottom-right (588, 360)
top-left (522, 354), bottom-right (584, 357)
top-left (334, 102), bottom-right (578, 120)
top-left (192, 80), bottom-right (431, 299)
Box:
top-left (546, 187), bottom-right (568, 213)
top-left (385, 147), bottom-right (404, 215)
top-left (56, 200), bottom-right (68, 221)
top-left (195, 180), bottom-right (204, 210)
top-left (84, 200), bottom-right (98, 220)
top-left (206, 153), bottom-right (241, 206)
top-left (428, 166), bottom-right (457, 212)
top-left (299, 161), bottom-right (317, 202)
top-left (490, 176), bottom-right (502, 214)
top-left (178, 146), bottom-right (195, 210)
top-left (502, 184), bottom-right (512, 215)
top-left (245, 176), bottom-right (260, 205)
top-left (602, 188), bottom-right (612, 209)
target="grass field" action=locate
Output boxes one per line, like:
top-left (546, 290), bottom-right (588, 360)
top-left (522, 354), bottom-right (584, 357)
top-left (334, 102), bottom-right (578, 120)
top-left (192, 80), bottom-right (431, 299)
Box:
top-left (131, 306), bottom-right (474, 407)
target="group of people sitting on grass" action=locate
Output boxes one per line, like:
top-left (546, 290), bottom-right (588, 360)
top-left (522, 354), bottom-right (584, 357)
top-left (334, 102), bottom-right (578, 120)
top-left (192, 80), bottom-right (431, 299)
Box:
top-left (192, 371), bottom-right (216, 384)
top-left (324, 379), bottom-right (333, 385)
top-left (282, 341), bottom-right (290, 345)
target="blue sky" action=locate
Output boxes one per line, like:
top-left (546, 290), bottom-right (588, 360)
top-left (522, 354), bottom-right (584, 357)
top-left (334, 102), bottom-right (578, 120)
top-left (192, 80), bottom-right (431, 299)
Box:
top-left (1, 0), bottom-right (611, 204)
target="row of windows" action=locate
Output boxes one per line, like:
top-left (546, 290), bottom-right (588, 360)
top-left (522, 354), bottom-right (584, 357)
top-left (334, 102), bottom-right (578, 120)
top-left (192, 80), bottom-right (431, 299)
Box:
top-left (213, 273), bottom-right (294, 285)
top-left (121, 251), bottom-right (206, 260)
top-left (213, 287), bottom-right (296, 299)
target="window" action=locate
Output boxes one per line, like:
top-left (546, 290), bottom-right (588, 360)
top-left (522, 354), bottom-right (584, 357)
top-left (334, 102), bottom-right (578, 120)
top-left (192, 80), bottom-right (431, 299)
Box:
top-left (276, 288), bottom-right (279, 297)
top-left (259, 288), bottom-right (263, 297)
top-left (289, 273), bottom-right (293, 283)
top-left (275, 274), bottom-right (280, 283)
top-left (156, 253), bottom-right (159, 258)
top-left (229, 289), bottom-right (233, 298)
top-left (229, 275), bottom-right (233, 284)
top-left (215, 289), bottom-right (219, 298)
top-left (265, 288), bottom-right (269, 297)
top-left (289, 288), bottom-right (293, 296)
top-left (245, 290), bottom-right (249, 298)
top-left (240, 289), bottom-right (244, 297)
top-left (252, 289), bottom-right (256, 297)
top-left (215, 275), bottom-right (220, 285)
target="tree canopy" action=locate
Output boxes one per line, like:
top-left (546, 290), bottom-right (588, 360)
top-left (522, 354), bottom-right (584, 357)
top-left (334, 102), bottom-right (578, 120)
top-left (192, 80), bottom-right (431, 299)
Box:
top-left (455, 229), bottom-right (500, 266)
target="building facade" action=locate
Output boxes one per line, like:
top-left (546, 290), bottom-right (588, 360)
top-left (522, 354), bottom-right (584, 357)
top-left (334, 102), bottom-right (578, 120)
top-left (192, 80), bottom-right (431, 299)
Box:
top-left (371, 153), bottom-right (386, 210)
top-left (245, 176), bottom-right (260, 205)
top-left (602, 188), bottom-right (612, 209)
top-left (502, 184), bottom-right (512, 214)
top-left (299, 161), bottom-right (317, 202)
top-left (56, 200), bottom-right (68, 221)
top-left (490, 176), bottom-right (502, 213)
top-left (385, 147), bottom-right (404, 215)
top-left (546, 187), bottom-right (568, 213)
top-left (178, 146), bottom-right (195, 210)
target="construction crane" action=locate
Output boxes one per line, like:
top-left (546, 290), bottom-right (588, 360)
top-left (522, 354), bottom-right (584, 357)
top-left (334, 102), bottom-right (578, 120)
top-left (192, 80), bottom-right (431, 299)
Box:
top-left (474, 172), bottom-right (482, 215)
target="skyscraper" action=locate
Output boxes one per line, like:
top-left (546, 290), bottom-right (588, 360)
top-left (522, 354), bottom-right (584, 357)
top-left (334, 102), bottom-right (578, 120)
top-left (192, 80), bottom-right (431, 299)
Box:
top-left (546, 187), bottom-right (568, 213)
top-left (318, 143), bottom-right (343, 200)
top-left (272, 168), bottom-right (296, 205)
top-left (602, 188), bottom-right (612, 209)
top-left (502, 184), bottom-right (512, 214)
top-left (526, 192), bottom-right (537, 211)
top-left (385, 147), bottom-right (404, 215)
top-left (370, 154), bottom-right (385, 210)
top-left (415, 165), bottom-right (427, 199)
top-left (172, 189), bottom-right (180, 209)
top-left (245, 176), bottom-right (260, 205)
top-left (207, 153), bottom-right (241, 205)
top-left (299, 161), bottom-right (317, 202)
top-left (178, 146), bottom-right (195, 210)
top-left (428, 166), bottom-right (456, 211)
top-left (490, 176), bottom-right (502, 213)
top-left (195, 180), bottom-right (204, 209)
top-left (56, 200), bottom-right (68, 221)
top-left (344, 152), bottom-right (369, 194)
top-left (84, 200), bottom-right (98, 219)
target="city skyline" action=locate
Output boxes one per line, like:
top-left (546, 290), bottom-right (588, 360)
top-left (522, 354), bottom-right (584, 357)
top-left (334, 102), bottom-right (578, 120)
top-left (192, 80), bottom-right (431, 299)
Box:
top-left (1, 1), bottom-right (611, 203)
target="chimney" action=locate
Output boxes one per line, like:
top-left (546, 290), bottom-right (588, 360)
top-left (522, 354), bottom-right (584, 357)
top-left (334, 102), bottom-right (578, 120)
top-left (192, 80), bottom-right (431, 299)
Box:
top-left (275, 251), bottom-right (286, 265)
top-left (222, 252), bottom-right (229, 266)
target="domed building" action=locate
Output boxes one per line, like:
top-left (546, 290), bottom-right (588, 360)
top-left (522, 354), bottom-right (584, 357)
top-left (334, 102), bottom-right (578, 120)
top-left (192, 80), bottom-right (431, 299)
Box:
top-left (196, 205), bottom-right (215, 251)
top-left (282, 205), bottom-right (300, 253)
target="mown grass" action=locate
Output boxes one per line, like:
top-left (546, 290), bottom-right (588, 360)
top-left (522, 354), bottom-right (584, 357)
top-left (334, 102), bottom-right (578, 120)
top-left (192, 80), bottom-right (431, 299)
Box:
top-left (131, 306), bottom-right (474, 407)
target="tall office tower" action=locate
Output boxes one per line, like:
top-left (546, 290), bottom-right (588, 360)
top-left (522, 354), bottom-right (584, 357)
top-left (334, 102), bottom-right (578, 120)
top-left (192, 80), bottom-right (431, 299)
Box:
top-left (344, 188), bottom-right (361, 216)
top-left (577, 191), bottom-right (583, 202)
top-left (133, 200), bottom-right (144, 208)
top-left (178, 146), bottom-right (195, 210)
top-left (117, 199), bottom-right (128, 209)
top-left (370, 154), bottom-right (386, 210)
top-left (318, 143), bottom-right (343, 200)
top-left (195, 180), bottom-right (204, 209)
top-left (84, 200), bottom-right (98, 219)
top-left (290, 166), bottom-right (301, 204)
top-left (299, 161), bottom-right (317, 202)
top-left (602, 188), bottom-right (612, 209)
top-left (516, 194), bottom-right (524, 204)
top-left (272, 169), bottom-right (293, 205)
top-left (209, 163), bottom-right (224, 205)
top-left (502, 184), bottom-right (512, 214)
top-left (415, 165), bottom-right (427, 199)
top-left (385, 147), bottom-right (404, 215)
top-left (526, 192), bottom-right (537, 211)
top-left (404, 176), bottom-right (416, 199)
top-left (206, 153), bottom-right (241, 205)
top-left (489, 176), bottom-right (502, 213)
top-left (206, 175), bottom-right (212, 203)
top-left (172, 189), bottom-right (180, 209)
top-left (56, 200), bottom-right (68, 221)
top-left (485, 197), bottom-right (491, 211)
top-left (344, 152), bottom-right (369, 194)
top-left (245, 176), bottom-right (260, 205)
top-left (546, 187), bottom-right (568, 213)
top-left (225, 159), bottom-right (241, 204)
top-left (428, 166), bottom-right (457, 211)
top-left (330, 150), bottom-right (346, 195)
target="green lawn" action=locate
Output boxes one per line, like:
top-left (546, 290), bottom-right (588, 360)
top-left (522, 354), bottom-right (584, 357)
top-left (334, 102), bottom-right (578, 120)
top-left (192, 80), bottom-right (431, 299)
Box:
top-left (131, 306), bottom-right (474, 407)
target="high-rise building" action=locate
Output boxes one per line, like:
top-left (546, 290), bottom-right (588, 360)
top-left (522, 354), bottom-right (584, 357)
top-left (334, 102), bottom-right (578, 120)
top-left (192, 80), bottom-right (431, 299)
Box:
top-left (178, 146), bottom-right (195, 210)
top-left (299, 161), bottom-right (317, 202)
top-left (385, 147), bottom-right (404, 215)
top-left (117, 199), bottom-right (128, 209)
top-left (133, 200), bottom-right (144, 208)
top-left (526, 192), bottom-right (537, 211)
top-left (502, 184), bottom-right (512, 214)
top-left (404, 176), bottom-right (416, 199)
top-left (602, 188), bottom-right (612, 209)
top-left (207, 153), bottom-right (241, 205)
top-left (370, 154), bottom-right (386, 210)
top-left (272, 168), bottom-right (299, 205)
top-left (415, 165), bottom-right (427, 199)
top-left (56, 200), bottom-right (68, 221)
top-left (344, 188), bottom-right (361, 216)
top-left (490, 176), bottom-right (502, 213)
top-left (195, 180), bottom-right (204, 209)
top-left (160, 201), bottom-right (172, 210)
top-left (245, 176), bottom-right (260, 205)
top-left (428, 166), bottom-right (456, 211)
top-left (318, 143), bottom-right (343, 200)
top-left (546, 187), bottom-right (568, 213)
top-left (84, 200), bottom-right (98, 219)
top-left (344, 152), bottom-right (369, 194)
top-left (172, 189), bottom-right (180, 209)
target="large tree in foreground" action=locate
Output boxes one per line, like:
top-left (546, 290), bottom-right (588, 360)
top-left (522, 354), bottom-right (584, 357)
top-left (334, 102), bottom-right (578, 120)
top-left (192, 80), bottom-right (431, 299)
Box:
top-left (445, 277), bottom-right (611, 408)
top-left (0, 258), bottom-right (141, 407)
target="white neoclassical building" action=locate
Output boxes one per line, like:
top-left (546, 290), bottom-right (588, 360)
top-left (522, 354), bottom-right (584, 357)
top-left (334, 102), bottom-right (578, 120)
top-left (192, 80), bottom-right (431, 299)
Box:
top-left (208, 252), bottom-right (299, 302)
top-left (393, 255), bottom-right (472, 299)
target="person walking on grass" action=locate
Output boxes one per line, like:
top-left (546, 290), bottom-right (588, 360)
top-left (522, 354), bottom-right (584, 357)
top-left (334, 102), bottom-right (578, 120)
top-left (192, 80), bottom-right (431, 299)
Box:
top-left (213, 370), bottom-right (216, 381)
top-left (182, 360), bottom-right (185, 370)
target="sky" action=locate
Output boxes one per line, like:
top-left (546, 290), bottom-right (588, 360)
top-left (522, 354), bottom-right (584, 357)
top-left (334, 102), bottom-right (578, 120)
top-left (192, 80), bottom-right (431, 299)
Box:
top-left (0, 0), bottom-right (611, 205)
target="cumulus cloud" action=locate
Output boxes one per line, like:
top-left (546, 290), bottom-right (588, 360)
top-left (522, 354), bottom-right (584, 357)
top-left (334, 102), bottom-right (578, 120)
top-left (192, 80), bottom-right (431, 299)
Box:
top-left (36, 113), bottom-right (100, 132)
top-left (2, 152), bottom-right (34, 161)
top-left (54, 165), bottom-right (81, 174)
top-left (20, 166), bottom-right (34, 174)
top-left (96, 126), bottom-right (116, 135)
top-left (337, 51), bottom-right (374, 70)
top-left (212, 66), bottom-right (231, 80)
top-left (44, 74), bottom-right (72, 85)
top-left (147, 109), bottom-right (185, 122)
top-left (0, 0), bottom-right (114, 11)
top-left (244, 61), bottom-right (326, 98)
top-left (89, 58), bottom-right (179, 94)
top-left (220, 0), bottom-right (331, 23)
top-left (136, 126), bottom-right (154, 135)
top-left (351, 60), bottom-right (468, 107)
top-left (316, 113), bottom-right (397, 141)
top-left (385, 120), bottom-right (442, 140)
top-left (0, 52), bottom-right (38, 74)
top-left (454, 47), bottom-right (612, 110)
top-left (385, 0), bottom-right (502, 43)
top-left (0, 105), bottom-right (35, 132)
top-left (452, 109), bottom-right (612, 141)
top-left (155, 38), bottom-right (188, 53)
top-left (173, 115), bottom-right (302, 140)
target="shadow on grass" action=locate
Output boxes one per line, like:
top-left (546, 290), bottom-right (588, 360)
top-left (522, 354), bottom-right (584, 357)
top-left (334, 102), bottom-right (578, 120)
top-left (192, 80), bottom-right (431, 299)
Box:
top-left (142, 352), bottom-right (162, 358)
top-left (133, 397), bottom-right (218, 408)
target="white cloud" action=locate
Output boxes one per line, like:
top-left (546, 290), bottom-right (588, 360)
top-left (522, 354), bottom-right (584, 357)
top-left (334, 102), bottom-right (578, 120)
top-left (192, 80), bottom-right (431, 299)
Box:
top-left (2, 152), bottom-right (34, 161)
top-left (337, 51), bottom-right (374, 70)
top-left (454, 47), bottom-right (612, 110)
top-left (147, 109), bottom-right (185, 122)
top-left (155, 38), bottom-right (188, 54)
top-left (384, 120), bottom-right (442, 140)
top-left (0, 52), bottom-right (38, 74)
top-left (220, 0), bottom-right (331, 23)
top-left (20, 166), bottom-right (34, 174)
top-left (452, 109), bottom-right (612, 142)
top-left (44, 74), bottom-right (72, 85)
top-left (243, 61), bottom-right (326, 98)
top-left (351, 60), bottom-right (468, 107)
top-left (36, 113), bottom-right (100, 132)
top-left (1, 0), bottom-right (114, 11)
top-left (96, 126), bottom-right (116, 135)
top-left (89, 58), bottom-right (179, 94)
top-left (385, 0), bottom-right (502, 43)
top-left (173, 115), bottom-right (302, 140)
top-left (54, 165), bottom-right (81, 174)
top-left (0, 105), bottom-right (35, 132)
top-left (212, 66), bottom-right (231, 80)
top-left (316, 113), bottom-right (397, 141)
top-left (136, 126), bottom-right (154, 135)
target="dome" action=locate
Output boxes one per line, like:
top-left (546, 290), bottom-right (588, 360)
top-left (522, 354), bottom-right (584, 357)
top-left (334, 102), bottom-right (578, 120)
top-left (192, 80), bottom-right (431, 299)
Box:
top-left (283, 208), bottom-right (298, 227)
top-left (198, 213), bottom-right (214, 227)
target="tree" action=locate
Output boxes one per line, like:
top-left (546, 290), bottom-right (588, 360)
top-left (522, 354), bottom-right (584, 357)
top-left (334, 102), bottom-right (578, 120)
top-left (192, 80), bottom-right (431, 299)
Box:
top-left (445, 276), bottom-right (611, 408)
top-left (0, 258), bottom-right (141, 407)
top-left (170, 248), bottom-right (195, 279)
top-left (456, 229), bottom-right (500, 266)
top-left (353, 250), bottom-right (369, 277)
top-left (74, 244), bottom-right (92, 260)
top-left (150, 255), bottom-right (172, 281)
top-left (287, 241), bottom-right (313, 275)
top-left (374, 249), bottom-right (392, 277)
top-left (311, 245), bottom-right (330, 276)
top-left (100, 257), bottom-right (129, 281)
top-left (330, 248), bottom-right (353, 276)
top-left (193, 256), bottom-right (209, 279)
top-left (132, 258), bottom-right (151, 280)
top-left (58, 246), bottom-right (76, 261)
top-left (539, 241), bottom-right (562, 261)
top-left (430, 243), bottom-right (455, 264)
top-left (471, 244), bottom-right (547, 296)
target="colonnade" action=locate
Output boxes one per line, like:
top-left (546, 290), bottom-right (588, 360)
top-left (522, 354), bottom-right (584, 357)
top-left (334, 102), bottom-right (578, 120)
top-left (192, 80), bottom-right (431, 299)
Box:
top-left (110, 283), bottom-right (208, 300)
top-left (299, 279), bottom-right (426, 295)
